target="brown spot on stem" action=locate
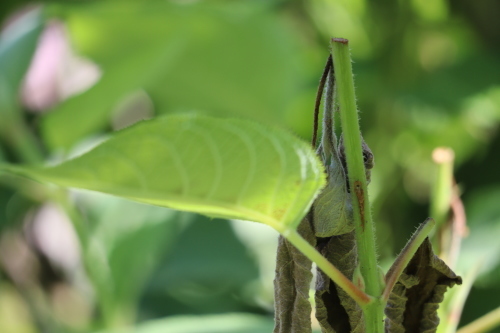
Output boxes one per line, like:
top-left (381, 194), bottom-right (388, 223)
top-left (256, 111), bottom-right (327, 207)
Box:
top-left (332, 38), bottom-right (349, 44)
top-left (354, 180), bottom-right (365, 231)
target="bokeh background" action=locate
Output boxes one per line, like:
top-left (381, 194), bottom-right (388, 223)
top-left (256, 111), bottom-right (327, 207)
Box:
top-left (0, 0), bottom-right (499, 332)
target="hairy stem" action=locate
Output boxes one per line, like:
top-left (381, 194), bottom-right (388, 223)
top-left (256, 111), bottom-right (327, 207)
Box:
top-left (383, 218), bottom-right (435, 302)
top-left (330, 37), bottom-right (384, 333)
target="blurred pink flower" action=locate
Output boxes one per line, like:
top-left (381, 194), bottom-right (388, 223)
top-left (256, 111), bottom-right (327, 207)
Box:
top-left (21, 21), bottom-right (101, 112)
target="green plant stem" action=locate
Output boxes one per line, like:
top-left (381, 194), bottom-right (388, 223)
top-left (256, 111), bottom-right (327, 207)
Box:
top-left (281, 227), bottom-right (372, 306)
top-left (457, 306), bottom-right (500, 333)
top-left (7, 120), bottom-right (44, 164)
top-left (330, 38), bottom-right (384, 333)
top-left (383, 218), bottom-right (435, 302)
top-left (430, 147), bottom-right (454, 252)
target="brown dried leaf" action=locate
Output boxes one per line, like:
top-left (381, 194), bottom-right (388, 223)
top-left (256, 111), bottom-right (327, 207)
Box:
top-left (385, 238), bottom-right (462, 333)
top-left (274, 213), bottom-right (317, 333)
top-left (315, 231), bottom-right (364, 333)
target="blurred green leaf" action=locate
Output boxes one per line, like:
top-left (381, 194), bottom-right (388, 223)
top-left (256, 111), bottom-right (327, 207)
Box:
top-left (140, 216), bottom-right (260, 316)
top-left (42, 1), bottom-right (302, 151)
top-left (0, 8), bottom-right (42, 104)
top-left (78, 193), bottom-right (187, 321)
top-left (5, 114), bottom-right (325, 230)
top-left (458, 186), bottom-right (500, 285)
top-left (94, 313), bottom-right (274, 333)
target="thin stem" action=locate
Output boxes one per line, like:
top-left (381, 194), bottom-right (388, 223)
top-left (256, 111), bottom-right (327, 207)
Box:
top-left (383, 218), bottom-right (435, 302)
top-left (457, 306), bottom-right (500, 333)
top-left (430, 147), bottom-right (454, 252)
top-left (0, 96), bottom-right (43, 164)
top-left (53, 191), bottom-right (117, 327)
top-left (1, 114), bottom-right (44, 164)
top-left (281, 227), bottom-right (372, 307)
top-left (330, 37), bottom-right (384, 333)
top-left (447, 182), bottom-right (467, 270)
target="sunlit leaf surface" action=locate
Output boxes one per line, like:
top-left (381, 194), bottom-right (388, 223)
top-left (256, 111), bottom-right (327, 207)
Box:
top-left (7, 114), bottom-right (325, 230)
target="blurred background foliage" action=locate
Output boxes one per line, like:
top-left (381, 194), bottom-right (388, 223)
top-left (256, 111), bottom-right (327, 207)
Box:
top-left (0, 0), bottom-right (499, 332)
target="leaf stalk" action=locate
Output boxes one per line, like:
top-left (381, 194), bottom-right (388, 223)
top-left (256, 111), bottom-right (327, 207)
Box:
top-left (281, 227), bottom-right (372, 307)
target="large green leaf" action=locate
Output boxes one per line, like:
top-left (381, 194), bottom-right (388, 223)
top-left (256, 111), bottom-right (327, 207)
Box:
top-left (140, 215), bottom-right (260, 317)
top-left (5, 114), bottom-right (325, 230)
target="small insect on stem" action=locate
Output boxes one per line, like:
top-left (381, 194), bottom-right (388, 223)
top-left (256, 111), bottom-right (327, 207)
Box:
top-left (353, 180), bottom-right (365, 231)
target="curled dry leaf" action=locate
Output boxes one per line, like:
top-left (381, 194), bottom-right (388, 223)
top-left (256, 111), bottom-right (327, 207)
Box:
top-left (385, 238), bottom-right (462, 333)
top-left (273, 214), bottom-right (316, 333)
top-left (315, 231), bottom-right (364, 333)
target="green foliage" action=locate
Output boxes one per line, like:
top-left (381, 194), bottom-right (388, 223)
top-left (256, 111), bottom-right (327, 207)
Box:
top-left (0, 0), bottom-right (499, 332)
top-left (41, 1), bottom-right (302, 151)
top-left (0, 8), bottom-right (42, 102)
top-left (4, 114), bottom-right (325, 230)
top-left (140, 216), bottom-right (260, 316)
top-left (80, 194), bottom-right (185, 321)
top-left (94, 313), bottom-right (276, 333)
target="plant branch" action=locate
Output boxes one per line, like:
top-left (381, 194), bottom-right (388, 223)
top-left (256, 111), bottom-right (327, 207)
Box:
top-left (447, 181), bottom-right (467, 270)
top-left (430, 147), bottom-right (454, 252)
top-left (281, 227), bottom-right (372, 307)
top-left (382, 218), bottom-right (435, 302)
top-left (330, 37), bottom-right (384, 333)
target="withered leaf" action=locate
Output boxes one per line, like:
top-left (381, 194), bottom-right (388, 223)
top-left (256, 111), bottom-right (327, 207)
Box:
top-left (315, 231), bottom-right (364, 333)
top-left (384, 238), bottom-right (462, 333)
top-left (273, 213), bottom-right (317, 333)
